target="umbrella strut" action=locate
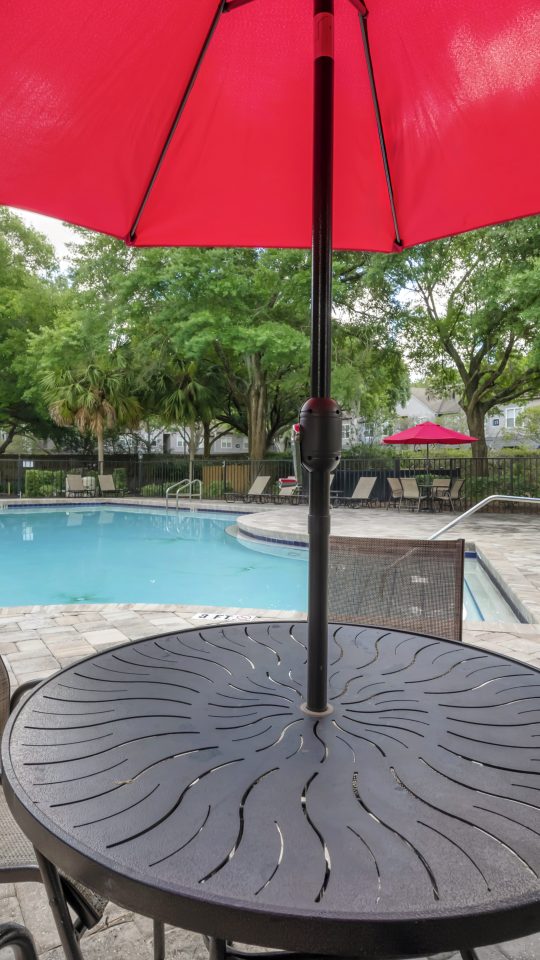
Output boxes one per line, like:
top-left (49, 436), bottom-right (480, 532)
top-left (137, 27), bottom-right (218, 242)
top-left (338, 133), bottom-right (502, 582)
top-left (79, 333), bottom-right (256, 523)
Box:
top-left (300, 0), bottom-right (342, 715)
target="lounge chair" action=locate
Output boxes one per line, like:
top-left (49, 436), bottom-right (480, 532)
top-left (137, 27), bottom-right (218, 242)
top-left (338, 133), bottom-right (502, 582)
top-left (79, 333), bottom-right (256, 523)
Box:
top-left (386, 476), bottom-right (403, 509)
top-left (0, 658), bottom-right (106, 949)
top-left (225, 475), bottom-right (271, 503)
top-left (272, 483), bottom-right (299, 504)
top-left (98, 473), bottom-right (117, 495)
top-left (401, 477), bottom-right (428, 511)
top-left (339, 475), bottom-right (376, 508)
top-left (65, 474), bottom-right (85, 498)
top-left (0, 923), bottom-right (39, 960)
top-left (434, 477), bottom-right (465, 512)
top-left (328, 536), bottom-right (465, 642)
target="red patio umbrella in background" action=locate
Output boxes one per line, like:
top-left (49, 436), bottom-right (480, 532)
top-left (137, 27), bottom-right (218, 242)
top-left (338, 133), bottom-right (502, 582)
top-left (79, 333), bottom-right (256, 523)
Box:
top-left (0, 0), bottom-right (538, 713)
top-left (383, 421), bottom-right (478, 460)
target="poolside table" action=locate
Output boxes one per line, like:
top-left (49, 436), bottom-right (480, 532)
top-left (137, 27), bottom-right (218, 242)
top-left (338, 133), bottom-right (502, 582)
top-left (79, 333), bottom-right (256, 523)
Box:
top-left (2, 622), bottom-right (540, 960)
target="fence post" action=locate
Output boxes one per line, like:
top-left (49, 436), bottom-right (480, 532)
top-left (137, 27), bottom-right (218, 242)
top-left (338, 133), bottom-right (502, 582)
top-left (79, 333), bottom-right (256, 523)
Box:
top-left (222, 461), bottom-right (227, 499)
top-left (137, 452), bottom-right (144, 494)
top-left (17, 456), bottom-right (23, 498)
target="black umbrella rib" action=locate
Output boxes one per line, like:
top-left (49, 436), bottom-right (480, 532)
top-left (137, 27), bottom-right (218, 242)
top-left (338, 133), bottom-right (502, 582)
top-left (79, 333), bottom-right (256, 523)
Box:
top-left (128, 1), bottom-right (227, 243)
top-left (224, 0), bottom-right (257, 9)
top-left (354, 3), bottom-right (402, 249)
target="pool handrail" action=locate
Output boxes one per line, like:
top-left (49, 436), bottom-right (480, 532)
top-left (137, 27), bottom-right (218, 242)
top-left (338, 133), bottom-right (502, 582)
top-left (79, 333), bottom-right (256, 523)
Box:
top-left (165, 478), bottom-right (202, 510)
top-left (430, 494), bottom-right (540, 541)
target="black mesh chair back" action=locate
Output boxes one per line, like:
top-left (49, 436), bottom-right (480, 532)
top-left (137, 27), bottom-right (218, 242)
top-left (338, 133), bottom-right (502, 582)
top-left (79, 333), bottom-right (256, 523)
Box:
top-left (328, 536), bottom-right (465, 642)
top-left (0, 656), bottom-right (9, 740)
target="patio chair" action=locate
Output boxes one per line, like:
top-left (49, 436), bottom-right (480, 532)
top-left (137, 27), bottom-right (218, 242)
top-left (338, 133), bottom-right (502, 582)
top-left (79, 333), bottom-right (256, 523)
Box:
top-left (270, 483), bottom-right (299, 504)
top-left (401, 477), bottom-right (428, 512)
top-left (0, 922), bottom-right (38, 960)
top-left (97, 473), bottom-right (117, 495)
top-left (340, 475), bottom-right (376, 508)
top-left (386, 477), bottom-right (403, 509)
top-left (225, 475), bottom-right (271, 503)
top-left (431, 477), bottom-right (450, 497)
top-left (0, 659), bottom-right (107, 949)
top-left (434, 477), bottom-right (465, 512)
top-left (65, 474), bottom-right (86, 498)
top-left (328, 536), bottom-right (465, 642)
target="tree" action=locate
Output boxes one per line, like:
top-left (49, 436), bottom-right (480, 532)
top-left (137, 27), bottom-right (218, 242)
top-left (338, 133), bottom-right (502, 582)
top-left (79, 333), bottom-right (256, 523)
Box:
top-left (122, 247), bottom-right (312, 459)
top-left (332, 317), bottom-right (409, 428)
top-left (515, 407), bottom-right (540, 448)
top-left (0, 209), bottom-right (65, 452)
top-left (30, 312), bottom-right (141, 471)
top-left (362, 217), bottom-right (540, 458)
top-left (63, 235), bottom-right (408, 459)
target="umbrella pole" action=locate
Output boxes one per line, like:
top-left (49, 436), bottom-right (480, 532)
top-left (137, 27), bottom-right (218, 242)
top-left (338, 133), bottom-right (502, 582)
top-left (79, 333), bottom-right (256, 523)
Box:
top-left (300, 0), bottom-right (342, 715)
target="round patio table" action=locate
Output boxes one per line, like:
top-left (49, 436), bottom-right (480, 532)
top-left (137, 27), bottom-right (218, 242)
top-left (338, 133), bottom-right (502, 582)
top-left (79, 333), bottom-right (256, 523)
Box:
top-left (3, 622), bottom-right (540, 960)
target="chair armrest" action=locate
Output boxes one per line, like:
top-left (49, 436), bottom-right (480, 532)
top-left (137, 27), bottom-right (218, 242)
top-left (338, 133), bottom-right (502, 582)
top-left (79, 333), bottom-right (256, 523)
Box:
top-left (10, 679), bottom-right (40, 713)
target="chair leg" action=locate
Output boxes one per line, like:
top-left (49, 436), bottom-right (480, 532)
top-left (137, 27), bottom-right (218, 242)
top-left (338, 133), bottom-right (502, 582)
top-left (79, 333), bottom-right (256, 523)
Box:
top-left (34, 849), bottom-right (85, 960)
top-left (207, 938), bottom-right (226, 960)
top-left (153, 919), bottom-right (166, 960)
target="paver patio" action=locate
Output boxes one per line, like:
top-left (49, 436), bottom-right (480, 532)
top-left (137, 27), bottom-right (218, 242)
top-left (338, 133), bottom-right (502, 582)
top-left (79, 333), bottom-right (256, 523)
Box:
top-left (1, 499), bottom-right (539, 958)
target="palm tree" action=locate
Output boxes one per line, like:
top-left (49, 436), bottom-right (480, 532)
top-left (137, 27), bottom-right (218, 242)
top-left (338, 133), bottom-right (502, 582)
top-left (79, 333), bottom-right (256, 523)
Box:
top-left (152, 359), bottom-right (211, 476)
top-left (43, 357), bottom-right (141, 473)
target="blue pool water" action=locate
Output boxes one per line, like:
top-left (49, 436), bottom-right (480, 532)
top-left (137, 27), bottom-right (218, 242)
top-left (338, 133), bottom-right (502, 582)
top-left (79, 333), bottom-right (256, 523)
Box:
top-left (0, 506), bottom-right (307, 609)
top-left (0, 505), bottom-right (518, 620)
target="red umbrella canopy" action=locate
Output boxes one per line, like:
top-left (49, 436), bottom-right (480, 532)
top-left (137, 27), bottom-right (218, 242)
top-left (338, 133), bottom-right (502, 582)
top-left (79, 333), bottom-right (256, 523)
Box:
top-left (383, 422), bottom-right (478, 446)
top-left (0, 0), bottom-right (539, 251)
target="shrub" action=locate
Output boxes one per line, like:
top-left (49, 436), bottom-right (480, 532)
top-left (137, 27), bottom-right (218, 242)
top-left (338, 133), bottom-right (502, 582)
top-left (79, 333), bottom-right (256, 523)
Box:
top-left (112, 467), bottom-right (128, 492)
top-left (205, 480), bottom-right (232, 499)
top-left (141, 483), bottom-right (166, 497)
top-left (24, 469), bottom-right (65, 497)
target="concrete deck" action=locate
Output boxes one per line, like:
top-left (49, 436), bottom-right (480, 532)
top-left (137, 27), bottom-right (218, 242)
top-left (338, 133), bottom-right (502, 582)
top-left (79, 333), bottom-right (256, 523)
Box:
top-left (1, 497), bottom-right (539, 958)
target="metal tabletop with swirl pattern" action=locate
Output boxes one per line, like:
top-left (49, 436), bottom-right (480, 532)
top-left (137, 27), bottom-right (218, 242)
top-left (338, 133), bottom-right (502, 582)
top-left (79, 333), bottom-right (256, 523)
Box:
top-left (3, 622), bottom-right (540, 959)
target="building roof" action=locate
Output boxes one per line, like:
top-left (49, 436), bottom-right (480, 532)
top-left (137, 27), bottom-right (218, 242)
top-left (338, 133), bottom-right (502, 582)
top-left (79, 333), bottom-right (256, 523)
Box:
top-left (409, 387), bottom-right (462, 416)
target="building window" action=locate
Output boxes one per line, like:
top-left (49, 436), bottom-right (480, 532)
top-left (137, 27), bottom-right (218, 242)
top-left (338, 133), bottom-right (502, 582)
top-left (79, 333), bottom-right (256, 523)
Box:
top-left (506, 409), bottom-right (517, 429)
top-left (492, 418), bottom-right (500, 427)
top-left (342, 422), bottom-right (352, 441)
top-left (221, 437), bottom-right (233, 449)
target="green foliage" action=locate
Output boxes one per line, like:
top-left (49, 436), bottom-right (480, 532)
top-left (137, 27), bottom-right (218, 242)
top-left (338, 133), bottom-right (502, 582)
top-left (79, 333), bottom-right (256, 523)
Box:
top-left (516, 407), bottom-right (540, 448)
top-left (362, 217), bottom-right (540, 458)
top-left (62, 237), bottom-right (406, 460)
top-left (112, 467), bottom-right (128, 492)
top-left (496, 445), bottom-right (540, 457)
top-left (29, 310), bottom-right (142, 467)
top-left (140, 483), bottom-right (166, 497)
top-left (465, 460), bottom-right (540, 500)
top-left (0, 209), bottom-right (69, 451)
top-left (24, 469), bottom-right (65, 497)
top-left (341, 443), bottom-right (395, 460)
top-left (204, 480), bottom-right (232, 499)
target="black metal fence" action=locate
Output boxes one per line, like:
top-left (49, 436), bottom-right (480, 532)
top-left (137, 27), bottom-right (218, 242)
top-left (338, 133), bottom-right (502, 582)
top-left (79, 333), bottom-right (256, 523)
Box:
top-left (1, 453), bottom-right (540, 512)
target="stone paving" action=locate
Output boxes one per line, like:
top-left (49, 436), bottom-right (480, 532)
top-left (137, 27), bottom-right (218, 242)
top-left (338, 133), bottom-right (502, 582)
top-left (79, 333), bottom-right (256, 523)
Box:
top-left (1, 497), bottom-right (540, 958)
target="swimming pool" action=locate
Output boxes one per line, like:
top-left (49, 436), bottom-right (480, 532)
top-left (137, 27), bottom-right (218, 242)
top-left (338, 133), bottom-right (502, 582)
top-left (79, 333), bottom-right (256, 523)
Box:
top-left (0, 504), bottom-right (520, 621)
top-left (0, 505), bottom-right (306, 609)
